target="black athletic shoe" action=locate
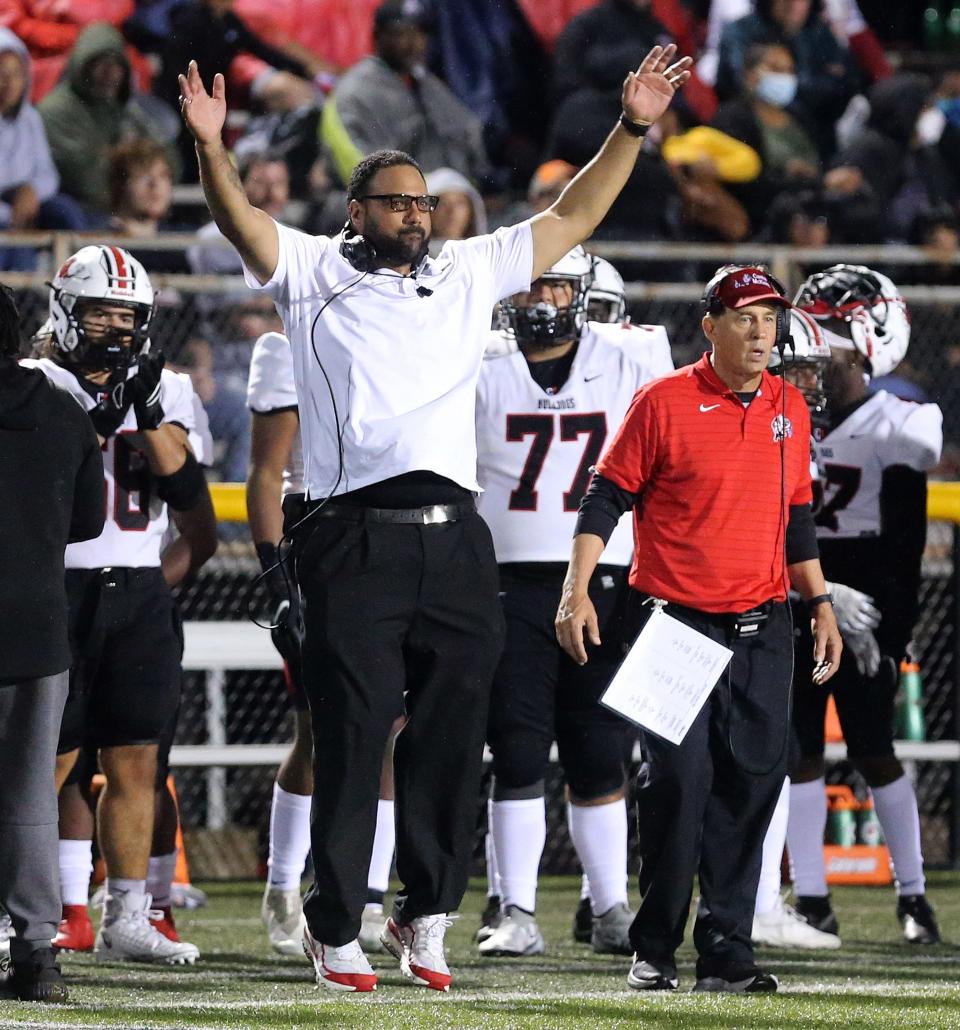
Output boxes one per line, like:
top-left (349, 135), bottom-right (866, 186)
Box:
top-left (3, 947), bottom-right (69, 1003)
top-left (573, 897), bottom-right (593, 943)
top-left (475, 894), bottom-right (502, 943)
top-left (897, 894), bottom-right (941, 945)
top-left (627, 956), bottom-right (679, 991)
top-left (693, 961), bottom-right (778, 994)
top-left (794, 894), bottom-right (840, 936)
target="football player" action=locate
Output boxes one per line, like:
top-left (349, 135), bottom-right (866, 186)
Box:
top-left (246, 330), bottom-right (404, 957)
top-left (25, 245), bottom-right (208, 965)
top-left (586, 256), bottom-right (628, 325)
top-left (474, 246), bottom-right (673, 957)
top-left (783, 266), bottom-right (943, 945)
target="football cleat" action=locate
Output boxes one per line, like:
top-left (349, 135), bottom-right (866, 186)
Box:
top-left (95, 895), bottom-right (199, 965)
top-left (476, 894), bottom-right (502, 943)
top-left (626, 956), bottom-right (678, 991)
top-left (170, 883), bottom-right (208, 909)
top-left (572, 896), bottom-right (593, 943)
top-left (591, 901), bottom-right (635, 955)
top-left (52, 904), bottom-right (95, 953)
top-left (477, 906), bottom-right (545, 958)
top-left (2, 947), bottom-right (68, 1003)
top-left (358, 903), bottom-right (385, 954)
top-left (753, 898), bottom-right (841, 950)
top-left (381, 914), bottom-right (453, 991)
top-left (261, 884), bottom-right (305, 957)
top-left (793, 894), bottom-right (840, 936)
top-left (897, 894), bottom-right (941, 945)
top-left (302, 926), bottom-right (376, 992)
top-left (150, 906), bottom-right (181, 943)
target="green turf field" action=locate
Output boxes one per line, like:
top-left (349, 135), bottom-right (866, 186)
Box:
top-left (4, 874), bottom-right (960, 1029)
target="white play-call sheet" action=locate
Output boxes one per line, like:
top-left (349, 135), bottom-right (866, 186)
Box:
top-left (600, 607), bottom-right (733, 745)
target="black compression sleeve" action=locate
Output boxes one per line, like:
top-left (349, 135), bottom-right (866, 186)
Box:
top-left (786, 502), bottom-right (819, 564)
top-left (575, 472), bottom-right (637, 544)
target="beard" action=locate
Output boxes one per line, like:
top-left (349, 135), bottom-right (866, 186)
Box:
top-left (364, 223), bottom-right (429, 268)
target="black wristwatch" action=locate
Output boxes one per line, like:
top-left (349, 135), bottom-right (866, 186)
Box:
top-left (807, 593), bottom-right (834, 609)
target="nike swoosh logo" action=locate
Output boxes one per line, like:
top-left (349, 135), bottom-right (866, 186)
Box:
top-left (584, 374), bottom-right (603, 382)
top-left (699, 403), bottom-right (721, 413)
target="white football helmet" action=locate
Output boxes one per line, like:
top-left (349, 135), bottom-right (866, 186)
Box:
top-left (794, 264), bottom-right (910, 378)
top-left (501, 245), bottom-right (594, 347)
top-left (49, 245), bottom-right (154, 373)
top-left (586, 256), bottom-right (627, 324)
top-left (770, 308), bottom-right (831, 425)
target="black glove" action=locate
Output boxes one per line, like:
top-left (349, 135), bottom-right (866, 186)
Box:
top-left (88, 379), bottom-right (133, 439)
top-left (256, 542), bottom-right (304, 667)
top-left (129, 351), bottom-right (166, 430)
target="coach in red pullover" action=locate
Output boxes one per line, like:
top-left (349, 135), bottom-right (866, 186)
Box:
top-left (556, 265), bottom-right (841, 994)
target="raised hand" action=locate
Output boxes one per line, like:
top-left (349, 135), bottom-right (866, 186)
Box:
top-left (622, 44), bottom-right (692, 127)
top-left (177, 60), bottom-right (227, 146)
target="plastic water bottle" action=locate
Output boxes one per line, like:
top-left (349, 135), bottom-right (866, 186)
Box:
top-left (925, 3), bottom-right (945, 50)
top-left (896, 660), bottom-right (926, 742)
top-left (858, 799), bottom-right (884, 846)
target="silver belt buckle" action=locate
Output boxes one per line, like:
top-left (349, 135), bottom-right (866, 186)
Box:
top-left (421, 504), bottom-right (448, 525)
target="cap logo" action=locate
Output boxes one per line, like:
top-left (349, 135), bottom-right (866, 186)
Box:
top-left (732, 271), bottom-right (771, 291)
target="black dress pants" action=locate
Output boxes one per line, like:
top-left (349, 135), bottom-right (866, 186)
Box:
top-left (297, 512), bottom-right (505, 945)
top-left (627, 596), bottom-right (793, 975)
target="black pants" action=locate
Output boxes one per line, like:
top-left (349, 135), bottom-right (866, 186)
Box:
top-left (627, 595), bottom-right (793, 976)
top-left (296, 512), bottom-right (504, 945)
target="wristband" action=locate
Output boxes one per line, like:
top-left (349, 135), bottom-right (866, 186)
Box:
top-left (619, 113), bottom-right (651, 137)
top-left (807, 593), bottom-right (834, 609)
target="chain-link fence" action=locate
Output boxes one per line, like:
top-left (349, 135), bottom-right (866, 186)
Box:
top-left (6, 235), bottom-right (960, 873)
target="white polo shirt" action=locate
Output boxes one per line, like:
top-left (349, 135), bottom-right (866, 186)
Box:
top-left (244, 220), bottom-right (533, 499)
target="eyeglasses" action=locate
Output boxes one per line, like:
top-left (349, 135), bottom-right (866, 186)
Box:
top-left (360, 193), bottom-right (440, 213)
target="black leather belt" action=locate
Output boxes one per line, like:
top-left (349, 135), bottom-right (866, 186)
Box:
top-left (308, 499), bottom-right (476, 525)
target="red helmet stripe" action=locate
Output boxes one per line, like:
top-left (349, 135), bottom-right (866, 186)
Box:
top-left (109, 246), bottom-right (129, 281)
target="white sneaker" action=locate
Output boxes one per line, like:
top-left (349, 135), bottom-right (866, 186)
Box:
top-left (302, 926), bottom-right (377, 992)
top-left (752, 899), bottom-right (842, 950)
top-left (381, 914), bottom-right (453, 991)
top-left (358, 903), bottom-right (385, 953)
top-left (477, 906), bottom-right (545, 958)
top-left (261, 885), bottom-right (305, 957)
top-left (95, 894), bottom-right (199, 965)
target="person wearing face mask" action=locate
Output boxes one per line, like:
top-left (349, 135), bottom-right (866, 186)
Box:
top-left (321, 0), bottom-right (490, 189)
top-left (711, 42), bottom-right (820, 236)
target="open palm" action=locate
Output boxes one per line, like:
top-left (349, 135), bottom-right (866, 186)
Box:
top-left (178, 60), bottom-right (227, 146)
top-left (622, 44), bottom-right (692, 126)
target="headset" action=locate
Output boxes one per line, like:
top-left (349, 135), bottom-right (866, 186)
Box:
top-left (339, 224), bottom-right (433, 296)
top-left (701, 263), bottom-right (791, 359)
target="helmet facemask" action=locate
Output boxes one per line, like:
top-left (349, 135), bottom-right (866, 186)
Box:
top-left (502, 247), bottom-right (594, 351)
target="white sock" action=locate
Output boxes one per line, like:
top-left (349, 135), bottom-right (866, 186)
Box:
top-left (147, 851), bottom-right (177, 910)
top-left (580, 873), bottom-right (591, 902)
top-left (490, 798), bottom-right (545, 913)
top-left (105, 877), bottom-right (147, 916)
top-left (367, 799), bottom-right (395, 895)
top-left (787, 778), bottom-right (829, 896)
top-left (567, 799), bottom-right (628, 916)
top-left (59, 839), bottom-right (93, 907)
top-left (267, 782), bottom-right (312, 891)
top-left (871, 775), bottom-right (926, 896)
top-left (755, 777), bottom-right (789, 916)
top-left (485, 798), bottom-right (502, 899)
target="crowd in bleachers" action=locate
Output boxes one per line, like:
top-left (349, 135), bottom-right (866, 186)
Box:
top-left (1, 0), bottom-right (957, 479)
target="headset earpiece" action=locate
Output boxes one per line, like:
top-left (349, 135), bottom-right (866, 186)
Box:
top-left (775, 305), bottom-right (791, 358)
top-left (340, 230), bottom-right (377, 273)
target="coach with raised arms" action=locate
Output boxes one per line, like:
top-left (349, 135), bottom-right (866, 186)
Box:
top-left (178, 43), bottom-right (691, 993)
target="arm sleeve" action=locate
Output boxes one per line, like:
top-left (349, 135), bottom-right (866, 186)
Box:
top-left (878, 465), bottom-right (927, 656)
top-left (69, 415), bottom-right (105, 543)
top-left (785, 502), bottom-right (818, 564)
top-left (576, 472), bottom-right (637, 544)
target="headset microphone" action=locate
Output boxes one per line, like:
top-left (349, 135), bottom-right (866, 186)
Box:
top-left (416, 285), bottom-right (433, 298)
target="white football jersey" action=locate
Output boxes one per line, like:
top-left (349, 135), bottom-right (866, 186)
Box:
top-left (477, 321), bottom-right (673, 564)
top-left (23, 358), bottom-right (199, 568)
top-left (246, 332), bottom-right (304, 496)
top-left (813, 390), bottom-right (942, 539)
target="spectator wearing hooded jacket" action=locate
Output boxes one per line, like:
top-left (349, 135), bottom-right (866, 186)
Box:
top-left (0, 29), bottom-right (89, 269)
top-left (424, 167), bottom-right (487, 242)
top-left (38, 23), bottom-right (179, 215)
